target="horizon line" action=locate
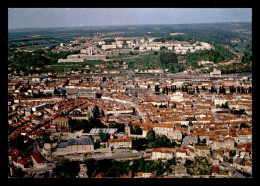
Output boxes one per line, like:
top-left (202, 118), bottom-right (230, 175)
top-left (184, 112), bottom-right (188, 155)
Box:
top-left (8, 21), bottom-right (252, 32)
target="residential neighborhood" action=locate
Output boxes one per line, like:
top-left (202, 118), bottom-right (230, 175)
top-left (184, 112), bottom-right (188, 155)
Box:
top-left (8, 66), bottom-right (252, 178)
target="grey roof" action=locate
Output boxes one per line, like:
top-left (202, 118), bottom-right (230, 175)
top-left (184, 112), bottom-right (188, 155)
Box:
top-left (58, 141), bottom-right (68, 148)
top-left (234, 157), bottom-right (243, 164)
top-left (231, 171), bottom-right (246, 178)
top-left (58, 137), bottom-right (93, 148)
top-left (89, 128), bottom-right (117, 134)
top-left (173, 130), bottom-right (182, 134)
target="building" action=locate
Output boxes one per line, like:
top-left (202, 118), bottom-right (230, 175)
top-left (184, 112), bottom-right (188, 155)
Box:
top-left (194, 146), bottom-right (210, 157)
top-left (89, 128), bottom-right (118, 134)
top-left (31, 153), bottom-right (47, 168)
top-left (211, 138), bottom-right (235, 150)
top-left (53, 137), bottom-right (94, 156)
top-left (151, 148), bottom-right (175, 160)
top-left (53, 117), bottom-right (70, 128)
top-left (32, 103), bottom-right (50, 112)
top-left (108, 136), bottom-right (132, 149)
top-left (210, 68), bottom-right (221, 76)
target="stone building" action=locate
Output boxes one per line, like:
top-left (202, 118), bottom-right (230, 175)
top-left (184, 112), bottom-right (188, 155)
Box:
top-left (53, 117), bottom-right (70, 128)
top-left (211, 138), bottom-right (235, 150)
top-left (151, 147), bottom-right (175, 160)
top-left (53, 137), bottom-right (94, 156)
top-left (108, 136), bottom-right (132, 149)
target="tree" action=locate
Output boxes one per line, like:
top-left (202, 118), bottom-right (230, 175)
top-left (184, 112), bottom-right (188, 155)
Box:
top-left (158, 51), bottom-right (178, 68)
top-left (237, 86), bottom-right (241, 93)
top-left (155, 85), bottom-right (160, 92)
top-left (153, 51), bottom-right (158, 55)
top-left (98, 130), bottom-right (109, 142)
top-left (240, 123), bottom-right (250, 129)
top-left (53, 160), bottom-right (80, 178)
top-left (248, 87), bottom-right (252, 93)
top-left (196, 86), bottom-right (200, 93)
top-left (93, 105), bottom-right (100, 119)
top-left (131, 125), bottom-right (142, 135)
top-left (146, 129), bottom-right (155, 142)
top-left (171, 103), bottom-right (177, 108)
top-left (184, 159), bottom-right (193, 167)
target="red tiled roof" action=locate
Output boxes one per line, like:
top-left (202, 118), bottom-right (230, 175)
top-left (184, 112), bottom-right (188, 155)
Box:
top-left (211, 166), bottom-right (219, 174)
top-left (17, 159), bottom-right (30, 166)
top-left (54, 117), bottom-right (70, 122)
top-left (108, 136), bottom-right (132, 143)
top-left (31, 153), bottom-right (46, 164)
top-left (96, 172), bottom-right (106, 178)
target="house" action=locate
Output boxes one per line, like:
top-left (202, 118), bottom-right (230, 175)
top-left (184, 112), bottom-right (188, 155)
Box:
top-left (153, 123), bottom-right (174, 138)
top-left (169, 91), bottom-right (184, 102)
top-left (175, 148), bottom-right (187, 160)
top-left (151, 148), bottom-right (175, 160)
top-left (13, 159), bottom-right (31, 170)
top-left (31, 153), bottom-right (47, 168)
top-left (53, 117), bottom-right (70, 128)
top-left (134, 171), bottom-right (156, 178)
top-left (194, 146), bottom-right (210, 157)
top-left (233, 157), bottom-right (246, 171)
top-left (172, 130), bottom-right (182, 141)
top-left (210, 68), bottom-right (221, 76)
top-left (120, 170), bottom-right (132, 178)
top-left (96, 172), bottom-right (106, 178)
top-left (236, 130), bottom-right (252, 144)
top-left (211, 138), bottom-right (235, 150)
top-left (108, 136), bottom-right (132, 149)
top-left (211, 166), bottom-right (219, 176)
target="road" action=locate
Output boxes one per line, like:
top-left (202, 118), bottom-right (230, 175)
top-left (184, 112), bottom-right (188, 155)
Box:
top-left (93, 151), bottom-right (144, 161)
top-left (33, 141), bottom-right (41, 154)
top-left (25, 165), bottom-right (55, 173)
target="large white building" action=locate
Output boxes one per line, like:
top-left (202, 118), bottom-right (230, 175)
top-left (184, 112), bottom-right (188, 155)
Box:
top-left (108, 136), bottom-right (132, 149)
top-left (210, 68), bottom-right (221, 76)
top-left (151, 147), bottom-right (175, 160)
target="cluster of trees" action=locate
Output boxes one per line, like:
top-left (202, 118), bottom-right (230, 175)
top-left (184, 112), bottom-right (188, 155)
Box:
top-left (208, 86), bottom-right (252, 94)
top-left (220, 102), bottom-right (229, 109)
top-left (146, 129), bottom-right (179, 148)
top-left (98, 130), bottom-right (109, 142)
top-left (219, 86), bottom-right (226, 94)
top-left (10, 51), bottom-right (50, 71)
top-left (240, 123), bottom-right (250, 129)
top-left (103, 39), bottom-right (115, 45)
top-left (9, 50), bottom-right (81, 75)
top-left (218, 63), bottom-right (252, 74)
top-left (84, 157), bottom-right (177, 178)
top-left (158, 51), bottom-right (178, 68)
top-left (109, 123), bottom-right (125, 133)
top-left (68, 118), bottom-right (105, 133)
top-left (159, 85), bottom-right (200, 96)
top-left (230, 109), bottom-right (246, 115)
top-left (127, 53), bottom-right (160, 70)
top-left (8, 134), bottom-right (34, 157)
top-left (130, 125), bottom-right (143, 135)
top-left (184, 45), bottom-right (235, 64)
top-left (241, 51), bottom-right (252, 64)
top-left (185, 157), bottom-right (211, 175)
top-left (53, 159), bottom-right (80, 178)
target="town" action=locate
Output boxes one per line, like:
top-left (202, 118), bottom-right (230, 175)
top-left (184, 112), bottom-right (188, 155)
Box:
top-left (8, 22), bottom-right (252, 179)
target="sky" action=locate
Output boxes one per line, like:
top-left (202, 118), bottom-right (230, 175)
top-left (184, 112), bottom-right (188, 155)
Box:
top-left (8, 8), bottom-right (252, 30)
